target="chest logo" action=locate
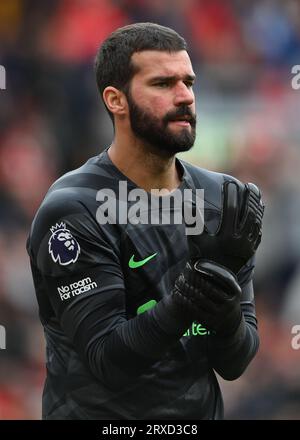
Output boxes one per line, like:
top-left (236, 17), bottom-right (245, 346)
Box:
top-left (129, 252), bottom-right (157, 269)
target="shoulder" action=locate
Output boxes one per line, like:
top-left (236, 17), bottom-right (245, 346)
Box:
top-left (180, 157), bottom-right (242, 188)
top-left (47, 152), bottom-right (119, 195)
top-left (27, 183), bottom-right (120, 276)
top-left (27, 156), bottom-right (110, 261)
top-left (27, 186), bottom-right (90, 266)
top-left (179, 158), bottom-right (243, 210)
top-left (29, 153), bottom-right (117, 242)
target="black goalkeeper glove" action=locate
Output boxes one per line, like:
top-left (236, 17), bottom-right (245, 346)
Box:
top-left (190, 260), bottom-right (242, 336)
top-left (188, 180), bottom-right (265, 275)
top-left (162, 259), bottom-right (242, 337)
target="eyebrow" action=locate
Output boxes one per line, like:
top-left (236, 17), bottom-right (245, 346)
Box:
top-left (149, 74), bottom-right (196, 83)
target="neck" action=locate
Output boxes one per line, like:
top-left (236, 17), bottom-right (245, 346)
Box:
top-left (107, 132), bottom-right (182, 193)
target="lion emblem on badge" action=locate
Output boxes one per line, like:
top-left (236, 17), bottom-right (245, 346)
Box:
top-left (48, 222), bottom-right (80, 265)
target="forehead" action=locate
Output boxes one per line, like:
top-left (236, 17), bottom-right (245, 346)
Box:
top-left (131, 50), bottom-right (194, 80)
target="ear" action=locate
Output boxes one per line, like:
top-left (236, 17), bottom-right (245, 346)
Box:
top-left (102, 86), bottom-right (128, 117)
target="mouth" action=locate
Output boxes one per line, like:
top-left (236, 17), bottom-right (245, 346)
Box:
top-left (168, 115), bottom-right (192, 127)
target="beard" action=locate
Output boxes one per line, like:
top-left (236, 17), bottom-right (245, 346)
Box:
top-left (126, 91), bottom-right (197, 156)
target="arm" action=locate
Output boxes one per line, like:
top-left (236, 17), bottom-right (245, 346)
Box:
top-left (190, 257), bottom-right (260, 380)
top-left (207, 279), bottom-right (259, 381)
top-left (185, 180), bottom-right (264, 380)
top-left (46, 280), bottom-right (194, 392)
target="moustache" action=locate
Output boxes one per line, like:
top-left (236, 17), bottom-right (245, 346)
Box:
top-left (163, 106), bottom-right (197, 128)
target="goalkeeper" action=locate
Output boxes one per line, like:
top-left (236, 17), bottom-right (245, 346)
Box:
top-left (27, 23), bottom-right (264, 420)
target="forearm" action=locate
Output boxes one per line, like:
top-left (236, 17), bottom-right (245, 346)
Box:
top-left (207, 313), bottom-right (259, 381)
top-left (81, 291), bottom-right (194, 390)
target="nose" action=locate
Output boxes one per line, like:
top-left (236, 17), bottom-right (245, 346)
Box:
top-left (173, 81), bottom-right (194, 107)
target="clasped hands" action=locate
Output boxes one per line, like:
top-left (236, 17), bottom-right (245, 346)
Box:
top-left (173, 180), bottom-right (265, 336)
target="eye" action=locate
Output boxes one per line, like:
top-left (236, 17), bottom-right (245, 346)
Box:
top-left (155, 82), bottom-right (169, 88)
top-left (184, 81), bottom-right (194, 88)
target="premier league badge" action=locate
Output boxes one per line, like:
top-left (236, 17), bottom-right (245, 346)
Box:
top-left (48, 222), bottom-right (80, 265)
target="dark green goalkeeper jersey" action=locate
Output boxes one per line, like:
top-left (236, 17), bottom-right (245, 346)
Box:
top-left (27, 146), bottom-right (259, 420)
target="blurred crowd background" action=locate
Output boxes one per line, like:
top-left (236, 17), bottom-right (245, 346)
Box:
top-left (0, 0), bottom-right (300, 419)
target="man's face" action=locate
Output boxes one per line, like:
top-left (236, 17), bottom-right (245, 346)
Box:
top-left (125, 50), bottom-right (197, 155)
